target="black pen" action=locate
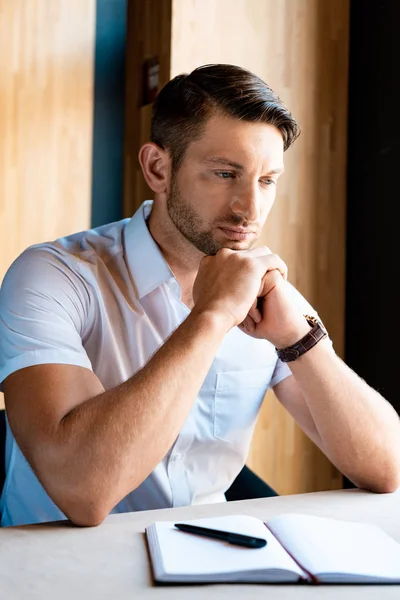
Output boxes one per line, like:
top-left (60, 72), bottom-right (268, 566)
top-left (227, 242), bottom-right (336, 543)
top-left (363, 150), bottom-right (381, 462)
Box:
top-left (174, 523), bottom-right (267, 549)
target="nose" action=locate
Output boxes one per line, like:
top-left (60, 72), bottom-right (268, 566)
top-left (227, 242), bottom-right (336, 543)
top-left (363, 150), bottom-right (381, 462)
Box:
top-left (230, 182), bottom-right (261, 224)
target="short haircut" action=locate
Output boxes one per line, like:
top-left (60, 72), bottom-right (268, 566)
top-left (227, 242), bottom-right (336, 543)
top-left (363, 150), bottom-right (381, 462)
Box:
top-left (150, 63), bottom-right (300, 170)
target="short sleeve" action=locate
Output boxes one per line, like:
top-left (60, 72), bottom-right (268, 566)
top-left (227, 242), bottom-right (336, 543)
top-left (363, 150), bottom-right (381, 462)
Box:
top-left (269, 282), bottom-right (332, 389)
top-left (0, 246), bottom-right (93, 391)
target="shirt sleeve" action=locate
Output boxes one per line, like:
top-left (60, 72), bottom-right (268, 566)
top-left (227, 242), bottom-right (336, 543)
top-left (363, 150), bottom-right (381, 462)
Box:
top-left (0, 246), bottom-right (93, 391)
top-left (269, 282), bottom-right (332, 389)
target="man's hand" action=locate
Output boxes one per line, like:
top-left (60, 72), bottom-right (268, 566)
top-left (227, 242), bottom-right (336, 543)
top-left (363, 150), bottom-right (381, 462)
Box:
top-left (239, 270), bottom-right (311, 347)
top-left (192, 246), bottom-right (288, 334)
top-left (192, 246), bottom-right (310, 346)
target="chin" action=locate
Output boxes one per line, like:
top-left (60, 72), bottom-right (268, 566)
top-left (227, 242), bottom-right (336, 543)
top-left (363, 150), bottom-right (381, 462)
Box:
top-left (221, 240), bottom-right (255, 251)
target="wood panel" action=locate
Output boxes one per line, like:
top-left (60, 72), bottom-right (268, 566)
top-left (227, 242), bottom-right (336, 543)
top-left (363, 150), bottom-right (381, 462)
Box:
top-left (124, 0), bottom-right (349, 494)
top-left (124, 0), bottom-right (172, 216)
top-left (0, 0), bottom-right (95, 282)
top-left (0, 0), bottom-right (96, 407)
top-left (247, 0), bottom-right (349, 494)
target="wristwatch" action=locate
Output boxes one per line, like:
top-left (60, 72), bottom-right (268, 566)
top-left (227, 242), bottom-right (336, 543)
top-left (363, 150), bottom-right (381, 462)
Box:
top-left (276, 315), bottom-right (328, 363)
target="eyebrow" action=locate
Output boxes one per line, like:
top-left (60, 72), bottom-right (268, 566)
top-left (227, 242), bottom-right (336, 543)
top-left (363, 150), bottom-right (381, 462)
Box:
top-left (203, 156), bottom-right (284, 174)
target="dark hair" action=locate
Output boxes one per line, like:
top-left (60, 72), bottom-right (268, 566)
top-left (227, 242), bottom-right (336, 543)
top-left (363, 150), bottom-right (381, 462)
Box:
top-left (151, 64), bottom-right (300, 170)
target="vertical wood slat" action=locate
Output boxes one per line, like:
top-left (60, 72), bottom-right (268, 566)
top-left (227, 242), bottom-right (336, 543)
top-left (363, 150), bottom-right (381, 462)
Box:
top-left (0, 0), bottom-right (96, 408)
top-left (124, 0), bottom-right (349, 494)
top-left (124, 0), bottom-right (172, 216)
top-left (0, 0), bottom-right (95, 283)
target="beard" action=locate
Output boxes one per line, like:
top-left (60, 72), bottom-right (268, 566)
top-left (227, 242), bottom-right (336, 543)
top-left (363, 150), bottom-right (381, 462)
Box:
top-left (166, 175), bottom-right (256, 256)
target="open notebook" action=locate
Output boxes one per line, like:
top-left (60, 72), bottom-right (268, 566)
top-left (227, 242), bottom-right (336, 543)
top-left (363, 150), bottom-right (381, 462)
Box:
top-left (146, 513), bottom-right (400, 584)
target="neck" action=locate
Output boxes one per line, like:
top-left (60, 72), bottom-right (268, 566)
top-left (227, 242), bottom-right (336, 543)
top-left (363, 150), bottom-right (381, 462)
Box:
top-left (148, 200), bottom-right (203, 307)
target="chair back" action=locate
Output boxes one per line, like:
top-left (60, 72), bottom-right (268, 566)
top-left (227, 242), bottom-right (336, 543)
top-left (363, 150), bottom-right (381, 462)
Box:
top-left (225, 465), bottom-right (278, 501)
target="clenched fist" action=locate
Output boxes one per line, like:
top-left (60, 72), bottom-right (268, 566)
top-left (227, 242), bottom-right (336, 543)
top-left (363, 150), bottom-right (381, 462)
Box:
top-left (192, 246), bottom-right (310, 347)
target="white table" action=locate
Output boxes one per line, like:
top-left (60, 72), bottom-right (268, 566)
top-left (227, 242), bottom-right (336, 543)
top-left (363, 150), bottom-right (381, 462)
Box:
top-left (1, 488), bottom-right (400, 599)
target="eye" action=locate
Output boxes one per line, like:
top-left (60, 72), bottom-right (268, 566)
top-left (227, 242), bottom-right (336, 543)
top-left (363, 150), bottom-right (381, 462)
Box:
top-left (260, 179), bottom-right (276, 187)
top-left (215, 171), bottom-right (235, 179)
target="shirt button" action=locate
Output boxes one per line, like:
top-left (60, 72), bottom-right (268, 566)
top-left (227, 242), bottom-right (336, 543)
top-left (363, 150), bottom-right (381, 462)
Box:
top-left (171, 453), bottom-right (182, 462)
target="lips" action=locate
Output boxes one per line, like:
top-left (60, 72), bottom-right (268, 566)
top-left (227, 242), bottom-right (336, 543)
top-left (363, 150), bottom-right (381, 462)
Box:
top-left (218, 227), bottom-right (257, 241)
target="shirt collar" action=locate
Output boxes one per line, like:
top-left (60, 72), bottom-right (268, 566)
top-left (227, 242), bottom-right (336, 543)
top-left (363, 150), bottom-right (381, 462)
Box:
top-left (124, 200), bottom-right (174, 299)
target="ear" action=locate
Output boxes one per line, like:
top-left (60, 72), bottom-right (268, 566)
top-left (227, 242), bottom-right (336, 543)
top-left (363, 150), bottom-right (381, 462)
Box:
top-left (138, 143), bottom-right (171, 194)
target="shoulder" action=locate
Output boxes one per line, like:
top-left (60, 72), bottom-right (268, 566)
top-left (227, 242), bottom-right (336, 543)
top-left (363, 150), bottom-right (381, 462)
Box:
top-left (1, 243), bottom-right (83, 302)
top-left (1, 219), bottom-right (131, 291)
top-left (53, 219), bottom-right (131, 264)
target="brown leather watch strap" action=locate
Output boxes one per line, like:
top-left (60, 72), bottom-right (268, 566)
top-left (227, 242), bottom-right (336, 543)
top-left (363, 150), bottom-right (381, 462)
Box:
top-left (276, 315), bottom-right (327, 363)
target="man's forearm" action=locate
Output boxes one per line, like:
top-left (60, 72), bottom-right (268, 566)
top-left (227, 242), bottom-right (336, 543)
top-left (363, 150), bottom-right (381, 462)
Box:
top-left (289, 339), bottom-right (400, 492)
top-left (45, 310), bottom-right (228, 524)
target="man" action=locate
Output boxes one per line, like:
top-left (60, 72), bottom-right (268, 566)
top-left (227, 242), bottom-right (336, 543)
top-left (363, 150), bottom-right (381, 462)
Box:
top-left (1, 64), bottom-right (399, 528)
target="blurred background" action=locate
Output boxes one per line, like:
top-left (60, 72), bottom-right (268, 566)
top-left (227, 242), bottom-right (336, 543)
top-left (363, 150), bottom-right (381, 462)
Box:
top-left (0, 0), bottom-right (397, 496)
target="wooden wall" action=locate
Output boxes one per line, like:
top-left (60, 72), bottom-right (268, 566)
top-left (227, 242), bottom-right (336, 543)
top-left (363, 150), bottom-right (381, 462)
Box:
top-left (0, 0), bottom-right (96, 407)
top-left (124, 0), bottom-right (172, 215)
top-left (247, 1), bottom-right (349, 494)
top-left (125, 0), bottom-right (350, 495)
top-left (0, 0), bottom-right (95, 282)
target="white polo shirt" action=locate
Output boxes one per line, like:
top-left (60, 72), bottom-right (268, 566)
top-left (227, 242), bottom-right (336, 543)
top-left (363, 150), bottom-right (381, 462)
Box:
top-left (0, 201), bottom-right (317, 526)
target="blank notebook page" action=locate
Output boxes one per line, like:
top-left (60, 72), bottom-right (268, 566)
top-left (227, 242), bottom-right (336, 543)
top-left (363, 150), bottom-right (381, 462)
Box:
top-left (267, 513), bottom-right (400, 580)
top-left (148, 514), bottom-right (304, 578)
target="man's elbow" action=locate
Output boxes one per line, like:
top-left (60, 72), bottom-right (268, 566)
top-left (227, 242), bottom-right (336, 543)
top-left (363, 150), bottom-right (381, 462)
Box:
top-left (62, 495), bottom-right (111, 527)
top-left (37, 455), bottom-right (120, 526)
top-left (56, 475), bottom-right (145, 526)
top-left (37, 450), bottom-right (145, 526)
top-left (355, 464), bottom-right (400, 495)
top-left (44, 478), bottom-right (114, 527)
top-left (375, 456), bottom-right (400, 493)
top-left (375, 471), bottom-right (400, 494)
